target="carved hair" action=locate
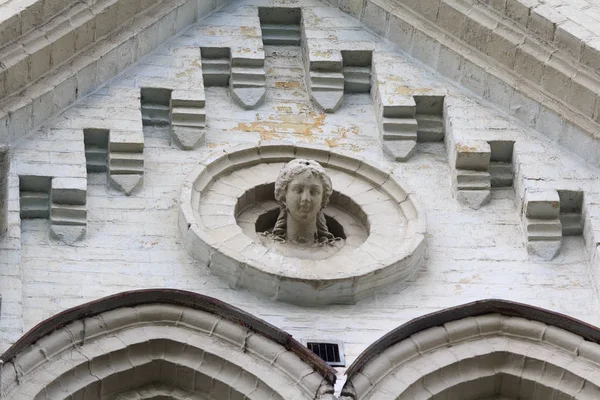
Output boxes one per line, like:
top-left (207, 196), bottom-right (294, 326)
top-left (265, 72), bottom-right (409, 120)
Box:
top-left (272, 159), bottom-right (334, 241)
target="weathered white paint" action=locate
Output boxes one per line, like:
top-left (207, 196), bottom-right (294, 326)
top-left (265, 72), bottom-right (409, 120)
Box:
top-left (1, 3), bottom-right (600, 395)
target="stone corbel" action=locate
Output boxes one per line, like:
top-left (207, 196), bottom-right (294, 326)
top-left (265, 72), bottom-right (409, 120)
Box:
top-left (378, 95), bottom-right (418, 162)
top-left (229, 47), bottom-right (267, 109)
top-left (522, 189), bottom-right (562, 260)
top-left (49, 177), bottom-right (87, 244)
top-left (170, 89), bottom-right (206, 150)
top-left (305, 47), bottom-right (345, 113)
top-left (452, 140), bottom-right (491, 209)
top-left (108, 130), bottom-right (144, 196)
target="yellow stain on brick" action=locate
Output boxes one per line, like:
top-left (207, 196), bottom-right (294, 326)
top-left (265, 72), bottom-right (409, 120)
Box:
top-left (393, 86), bottom-right (432, 95)
top-left (240, 26), bottom-right (258, 35)
top-left (457, 144), bottom-right (480, 152)
top-left (204, 27), bottom-right (235, 36)
top-left (325, 125), bottom-right (361, 149)
top-left (324, 139), bottom-right (362, 152)
top-left (347, 143), bottom-right (362, 152)
top-left (331, 125), bottom-right (360, 139)
top-left (379, 76), bottom-right (405, 83)
top-left (231, 105), bottom-right (327, 140)
top-left (175, 59), bottom-right (203, 78)
top-left (324, 138), bottom-right (338, 148)
top-left (313, 50), bottom-right (333, 57)
top-left (459, 274), bottom-right (481, 284)
top-left (275, 81), bottom-right (302, 89)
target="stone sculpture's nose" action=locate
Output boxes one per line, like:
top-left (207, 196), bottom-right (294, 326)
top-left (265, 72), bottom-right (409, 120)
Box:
top-left (300, 189), bottom-right (311, 203)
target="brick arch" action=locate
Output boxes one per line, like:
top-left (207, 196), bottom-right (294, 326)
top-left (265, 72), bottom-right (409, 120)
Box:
top-left (342, 299), bottom-right (600, 400)
top-left (0, 289), bottom-right (336, 400)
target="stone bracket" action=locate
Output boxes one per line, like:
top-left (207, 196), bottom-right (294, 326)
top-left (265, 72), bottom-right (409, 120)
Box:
top-left (378, 95), bottom-right (418, 162)
top-left (301, 11), bottom-right (375, 114)
top-left (108, 130), bottom-right (144, 196)
top-left (230, 47), bottom-right (267, 109)
top-left (303, 48), bottom-right (376, 114)
top-left (200, 46), bottom-right (266, 110)
top-left (18, 175), bottom-right (87, 244)
top-left (305, 47), bottom-right (345, 113)
top-left (522, 189), bottom-right (562, 260)
top-left (452, 140), bottom-right (491, 209)
top-left (372, 56), bottom-right (445, 161)
top-left (49, 177), bottom-right (87, 244)
top-left (170, 89), bottom-right (206, 150)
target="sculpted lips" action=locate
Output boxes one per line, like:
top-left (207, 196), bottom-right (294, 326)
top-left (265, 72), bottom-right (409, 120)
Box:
top-left (299, 202), bottom-right (311, 211)
top-left (296, 205), bottom-right (311, 218)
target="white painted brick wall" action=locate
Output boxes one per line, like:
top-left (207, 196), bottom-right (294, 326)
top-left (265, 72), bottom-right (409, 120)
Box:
top-left (1, 3), bottom-right (600, 388)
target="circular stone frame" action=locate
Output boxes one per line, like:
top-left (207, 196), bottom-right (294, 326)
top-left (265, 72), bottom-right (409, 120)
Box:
top-left (179, 142), bottom-right (427, 305)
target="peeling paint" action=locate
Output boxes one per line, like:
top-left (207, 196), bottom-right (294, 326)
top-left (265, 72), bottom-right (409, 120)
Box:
top-left (175, 59), bottom-right (202, 78)
top-left (394, 86), bottom-right (432, 95)
top-left (231, 105), bottom-right (327, 140)
top-left (275, 81), bottom-right (302, 89)
top-left (240, 26), bottom-right (258, 35)
top-left (456, 144), bottom-right (480, 152)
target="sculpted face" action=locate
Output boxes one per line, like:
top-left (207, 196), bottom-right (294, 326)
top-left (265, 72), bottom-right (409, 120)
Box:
top-left (285, 170), bottom-right (323, 222)
top-left (273, 158), bottom-right (333, 244)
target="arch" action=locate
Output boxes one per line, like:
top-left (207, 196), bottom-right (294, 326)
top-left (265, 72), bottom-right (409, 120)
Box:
top-left (342, 299), bottom-right (600, 400)
top-left (112, 383), bottom-right (211, 400)
top-left (0, 289), bottom-right (336, 400)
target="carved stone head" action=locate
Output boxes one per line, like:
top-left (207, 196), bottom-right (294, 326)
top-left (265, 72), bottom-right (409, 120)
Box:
top-left (273, 159), bottom-right (334, 243)
top-left (275, 159), bottom-right (332, 217)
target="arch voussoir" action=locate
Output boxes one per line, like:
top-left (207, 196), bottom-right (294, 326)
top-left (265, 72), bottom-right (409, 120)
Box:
top-left (0, 290), bottom-right (336, 400)
top-left (343, 300), bottom-right (600, 400)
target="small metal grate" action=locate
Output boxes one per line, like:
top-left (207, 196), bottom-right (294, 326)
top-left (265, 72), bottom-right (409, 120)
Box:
top-left (306, 342), bottom-right (345, 367)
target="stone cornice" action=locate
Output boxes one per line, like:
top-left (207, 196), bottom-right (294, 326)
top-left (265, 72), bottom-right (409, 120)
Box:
top-left (481, 0), bottom-right (600, 74)
top-left (0, 0), bottom-right (79, 49)
top-left (0, 0), bottom-right (229, 144)
top-left (0, 0), bottom-right (165, 99)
